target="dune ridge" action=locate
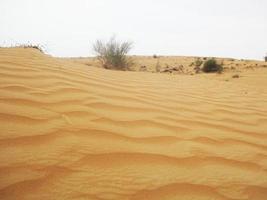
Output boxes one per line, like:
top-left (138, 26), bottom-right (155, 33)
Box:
top-left (0, 48), bottom-right (267, 199)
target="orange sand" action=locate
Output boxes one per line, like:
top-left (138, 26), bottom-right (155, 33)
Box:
top-left (0, 48), bottom-right (267, 200)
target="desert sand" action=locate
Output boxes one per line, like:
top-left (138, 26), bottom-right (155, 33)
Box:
top-left (0, 47), bottom-right (267, 200)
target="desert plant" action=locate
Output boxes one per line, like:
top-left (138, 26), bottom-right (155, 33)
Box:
top-left (93, 37), bottom-right (133, 70)
top-left (153, 54), bottom-right (158, 59)
top-left (190, 58), bottom-right (203, 68)
top-left (202, 59), bottom-right (223, 73)
top-left (0, 43), bottom-right (45, 53)
top-left (232, 74), bottom-right (240, 78)
top-left (18, 44), bottom-right (45, 53)
top-left (195, 58), bottom-right (203, 67)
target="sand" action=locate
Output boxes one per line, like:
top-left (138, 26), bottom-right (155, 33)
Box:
top-left (69, 55), bottom-right (267, 74)
top-left (0, 47), bottom-right (267, 200)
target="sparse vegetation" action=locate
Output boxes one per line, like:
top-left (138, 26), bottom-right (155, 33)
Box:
top-left (0, 43), bottom-right (45, 53)
top-left (140, 65), bottom-right (147, 71)
top-left (195, 58), bottom-right (203, 67)
top-left (19, 44), bottom-right (44, 53)
top-left (93, 37), bottom-right (133, 70)
top-left (190, 58), bottom-right (203, 69)
top-left (191, 59), bottom-right (203, 73)
top-left (202, 59), bottom-right (223, 73)
top-left (232, 74), bottom-right (240, 78)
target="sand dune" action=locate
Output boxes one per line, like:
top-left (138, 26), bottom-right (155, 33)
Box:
top-left (0, 48), bottom-right (267, 200)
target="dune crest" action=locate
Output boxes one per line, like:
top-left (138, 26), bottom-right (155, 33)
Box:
top-left (0, 48), bottom-right (267, 200)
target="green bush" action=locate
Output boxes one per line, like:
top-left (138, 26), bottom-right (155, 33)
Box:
top-left (202, 59), bottom-right (223, 73)
top-left (195, 58), bottom-right (203, 67)
top-left (93, 37), bottom-right (133, 70)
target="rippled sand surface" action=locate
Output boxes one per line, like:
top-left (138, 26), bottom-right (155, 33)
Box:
top-left (1, 48), bottom-right (267, 200)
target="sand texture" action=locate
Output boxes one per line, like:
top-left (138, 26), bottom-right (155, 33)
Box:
top-left (1, 48), bottom-right (267, 200)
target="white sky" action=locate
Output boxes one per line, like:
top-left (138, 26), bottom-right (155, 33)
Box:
top-left (1, 0), bottom-right (267, 59)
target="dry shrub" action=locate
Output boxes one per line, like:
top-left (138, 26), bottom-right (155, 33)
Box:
top-left (93, 37), bottom-right (133, 70)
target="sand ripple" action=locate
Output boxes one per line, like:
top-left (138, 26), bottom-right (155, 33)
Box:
top-left (0, 48), bottom-right (267, 199)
